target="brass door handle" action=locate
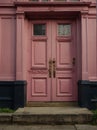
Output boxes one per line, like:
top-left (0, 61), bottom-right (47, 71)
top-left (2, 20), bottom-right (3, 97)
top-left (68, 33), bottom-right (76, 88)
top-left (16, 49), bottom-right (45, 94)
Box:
top-left (48, 58), bottom-right (56, 78)
top-left (53, 59), bottom-right (56, 78)
top-left (49, 59), bottom-right (52, 78)
top-left (72, 58), bottom-right (76, 65)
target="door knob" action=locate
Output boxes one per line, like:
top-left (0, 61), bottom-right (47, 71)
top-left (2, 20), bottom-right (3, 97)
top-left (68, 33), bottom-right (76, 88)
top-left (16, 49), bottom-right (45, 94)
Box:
top-left (72, 58), bottom-right (76, 65)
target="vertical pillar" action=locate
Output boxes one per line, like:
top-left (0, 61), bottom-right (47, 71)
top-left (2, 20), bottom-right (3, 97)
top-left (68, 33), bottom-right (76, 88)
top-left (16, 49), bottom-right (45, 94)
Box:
top-left (76, 17), bottom-right (81, 80)
top-left (0, 17), bottom-right (1, 73)
top-left (87, 17), bottom-right (97, 81)
top-left (81, 12), bottom-right (97, 81)
top-left (81, 14), bottom-right (88, 80)
top-left (16, 14), bottom-right (24, 80)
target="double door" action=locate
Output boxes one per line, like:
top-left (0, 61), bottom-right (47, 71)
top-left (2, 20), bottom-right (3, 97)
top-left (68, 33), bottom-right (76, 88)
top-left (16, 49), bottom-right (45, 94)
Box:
top-left (28, 20), bottom-right (77, 101)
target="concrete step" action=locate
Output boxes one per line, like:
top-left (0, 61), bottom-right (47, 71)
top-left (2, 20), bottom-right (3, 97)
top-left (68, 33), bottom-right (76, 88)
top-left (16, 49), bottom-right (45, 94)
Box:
top-left (11, 107), bottom-right (93, 125)
top-left (26, 102), bottom-right (78, 107)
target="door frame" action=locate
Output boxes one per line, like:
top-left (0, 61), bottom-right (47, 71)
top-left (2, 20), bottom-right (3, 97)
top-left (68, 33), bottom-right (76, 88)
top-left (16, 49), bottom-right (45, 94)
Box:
top-left (15, 10), bottom-right (81, 102)
top-left (15, 2), bottom-right (90, 103)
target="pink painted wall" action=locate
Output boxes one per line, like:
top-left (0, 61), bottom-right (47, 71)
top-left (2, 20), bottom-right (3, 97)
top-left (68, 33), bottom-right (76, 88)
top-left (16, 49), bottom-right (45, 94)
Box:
top-left (16, 15), bottom-right (29, 80)
top-left (81, 3), bottom-right (97, 81)
top-left (88, 18), bottom-right (97, 80)
top-left (0, 0), bottom-right (13, 3)
top-left (0, 16), bottom-right (16, 80)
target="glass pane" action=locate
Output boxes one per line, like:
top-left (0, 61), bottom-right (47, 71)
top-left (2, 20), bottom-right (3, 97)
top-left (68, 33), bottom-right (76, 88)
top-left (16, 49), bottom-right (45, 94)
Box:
top-left (29, 0), bottom-right (38, 1)
top-left (42, 0), bottom-right (49, 1)
top-left (70, 0), bottom-right (79, 1)
top-left (54, 0), bottom-right (79, 1)
top-left (58, 24), bottom-right (71, 36)
top-left (33, 24), bottom-right (46, 36)
top-left (54, 0), bottom-right (66, 1)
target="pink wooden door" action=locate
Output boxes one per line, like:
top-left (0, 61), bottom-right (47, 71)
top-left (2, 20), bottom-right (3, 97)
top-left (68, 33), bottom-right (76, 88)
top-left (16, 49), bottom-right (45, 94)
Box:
top-left (28, 20), bottom-right (77, 101)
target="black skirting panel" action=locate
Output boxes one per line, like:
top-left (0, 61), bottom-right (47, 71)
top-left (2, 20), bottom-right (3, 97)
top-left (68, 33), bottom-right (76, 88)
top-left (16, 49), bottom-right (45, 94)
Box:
top-left (78, 80), bottom-right (97, 110)
top-left (0, 81), bottom-right (27, 110)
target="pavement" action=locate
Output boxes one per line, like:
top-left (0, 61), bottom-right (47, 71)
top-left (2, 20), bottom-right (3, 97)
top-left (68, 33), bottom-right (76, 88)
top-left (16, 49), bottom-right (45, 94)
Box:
top-left (0, 124), bottom-right (97, 130)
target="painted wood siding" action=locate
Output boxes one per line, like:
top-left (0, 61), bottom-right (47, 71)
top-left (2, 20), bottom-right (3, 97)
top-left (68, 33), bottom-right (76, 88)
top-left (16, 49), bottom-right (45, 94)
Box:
top-left (0, 17), bottom-right (16, 80)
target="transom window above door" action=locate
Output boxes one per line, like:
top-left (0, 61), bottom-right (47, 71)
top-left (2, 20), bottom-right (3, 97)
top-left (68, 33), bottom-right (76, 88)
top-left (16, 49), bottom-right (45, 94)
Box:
top-left (58, 24), bottom-right (71, 36)
top-left (33, 24), bottom-right (46, 36)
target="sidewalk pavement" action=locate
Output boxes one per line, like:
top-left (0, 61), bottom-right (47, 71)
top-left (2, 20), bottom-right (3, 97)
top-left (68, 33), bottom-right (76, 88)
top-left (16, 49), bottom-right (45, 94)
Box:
top-left (0, 125), bottom-right (97, 130)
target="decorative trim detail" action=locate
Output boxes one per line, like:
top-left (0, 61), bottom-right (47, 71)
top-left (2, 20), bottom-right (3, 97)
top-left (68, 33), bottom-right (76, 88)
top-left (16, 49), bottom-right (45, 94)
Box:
top-left (30, 69), bottom-right (48, 74)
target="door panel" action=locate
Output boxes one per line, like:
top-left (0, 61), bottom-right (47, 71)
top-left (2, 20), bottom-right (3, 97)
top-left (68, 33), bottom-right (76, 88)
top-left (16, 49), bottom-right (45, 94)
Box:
top-left (32, 40), bottom-right (47, 68)
top-left (28, 20), bottom-right (77, 101)
top-left (52, 21), bottom-right (75, 101)
top-left (57, 41), bottom-right (72, 68)
top-left (29, 22), bottom-right (51, 101)
top-left (57, 78), bottom-right (72, 96)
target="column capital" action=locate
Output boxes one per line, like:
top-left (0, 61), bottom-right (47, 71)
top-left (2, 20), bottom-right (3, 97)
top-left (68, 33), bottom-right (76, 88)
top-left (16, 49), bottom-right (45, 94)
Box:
top-left (16, 14), bottom-right (24, 19)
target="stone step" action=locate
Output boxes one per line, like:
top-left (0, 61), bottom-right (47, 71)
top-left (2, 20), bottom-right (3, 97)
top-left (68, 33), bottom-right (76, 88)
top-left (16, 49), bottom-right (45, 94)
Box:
top-left (26, 102), bottom-right (78, 107)
top-left (11, 107), bottom-right (93, 125)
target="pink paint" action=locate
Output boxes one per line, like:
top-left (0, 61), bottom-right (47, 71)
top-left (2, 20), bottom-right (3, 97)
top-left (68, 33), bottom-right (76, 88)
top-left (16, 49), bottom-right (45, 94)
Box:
top-left (0, 0), bottom-right (96, 102)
